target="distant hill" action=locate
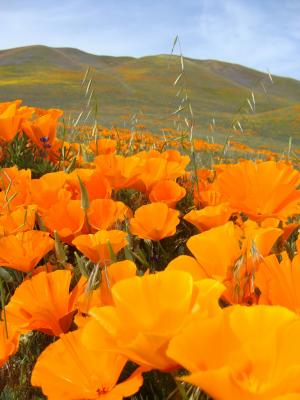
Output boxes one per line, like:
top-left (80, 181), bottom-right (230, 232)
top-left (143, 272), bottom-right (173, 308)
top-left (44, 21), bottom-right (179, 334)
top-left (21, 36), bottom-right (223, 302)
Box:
top-left (0, 45), bottom-right (299, 146)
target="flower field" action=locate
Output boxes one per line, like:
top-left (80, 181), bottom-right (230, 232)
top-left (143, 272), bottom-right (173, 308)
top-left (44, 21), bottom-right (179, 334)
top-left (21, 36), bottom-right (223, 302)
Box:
top-left (0, 99), bottom-right (299, 399)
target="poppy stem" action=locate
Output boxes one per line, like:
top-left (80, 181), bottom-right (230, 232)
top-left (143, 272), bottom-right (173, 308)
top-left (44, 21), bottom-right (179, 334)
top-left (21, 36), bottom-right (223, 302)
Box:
top-left (84, 212), bottom-right (92, 233)
top-left (157, 240), bottom-right (168, 260)
top-left (0, 278), bottom-right (8, 339)
top-left (175, 380), bottom-right (189, 399)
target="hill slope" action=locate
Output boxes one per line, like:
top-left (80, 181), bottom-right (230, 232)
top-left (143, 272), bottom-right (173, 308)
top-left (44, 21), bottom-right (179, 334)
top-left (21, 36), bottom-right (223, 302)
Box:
top-left (0, 45), bottom-right (299, 145)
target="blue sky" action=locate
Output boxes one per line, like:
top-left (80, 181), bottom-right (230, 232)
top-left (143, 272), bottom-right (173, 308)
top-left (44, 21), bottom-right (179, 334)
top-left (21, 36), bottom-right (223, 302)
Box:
top-left (1, 0), bottom-right (300, 79)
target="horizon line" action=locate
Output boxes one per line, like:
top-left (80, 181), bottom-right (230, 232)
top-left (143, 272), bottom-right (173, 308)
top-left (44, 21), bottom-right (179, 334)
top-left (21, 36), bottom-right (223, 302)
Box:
top-left (0, 43), bottom-right (298, 81)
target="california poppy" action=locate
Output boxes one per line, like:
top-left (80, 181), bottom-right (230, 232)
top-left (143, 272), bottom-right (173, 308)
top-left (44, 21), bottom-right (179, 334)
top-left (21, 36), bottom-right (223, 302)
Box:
top-left (31, 329), bottom-right (143, 400)
top-left (0, 100), bottom-right (22, 113)
top-left (261, 218), bottom-right (299, 242)
top-left (5, 270), bottom-right (77, 336)
top-left (187, 222), bottom-right (242, 282)
top-left (42, 198), bottom-right (85, 244)
top-left (0, 230), bottom-right (54, 272)
top-left (166, 255), bottom-right (207, 281)
top-left (94, 154), bottom-right (142, 190)
top-left (30, 171), bottom-right (68, 212)
top-left (72, 230), bottom-right (127, 265)
top-left (170, 221), bottom-right (282, 304)
top-left (256, 252), bottom-right (300, 313)
top-left (0, 101), bottom-right (22, 141)
top-left (87, 199), bottom-right (132, 231)
top-left (82, 271), bottom-right (223, 371)
top-left (241, 219), bottom-right (283, 258)
top-left (0, 320), bottom-right (20, 367)
top-left (136, 149), bottom-right (189, 177)
top-left (89, 138), bottom-right (117, 155)
top-left (167, 305), bottom-right (300, 400)
top-left (0, 205), bottom-right (36, 236)
top-left (134, 157), bottom-right (169, 192)
top-left (184, 203), bottom-right (233, 231)
top-left (22, 109), bottom-right (63, 152)
top-left (0, 167), bottom-right (32, 212)
top-left (65, 168), bottom-right (111, 201)
top-left (215, 160), bottom-right (300, 220)
top-left (75, 260), bottom-right (137, 326)
top-left (149, 180), bottom-right (186, 208)
top-left (130, 202), bottom-right (180, 241)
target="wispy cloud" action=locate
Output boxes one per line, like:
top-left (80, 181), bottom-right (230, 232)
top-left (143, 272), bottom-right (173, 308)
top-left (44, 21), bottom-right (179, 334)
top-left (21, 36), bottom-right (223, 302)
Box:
top-left (184, 0), bottom-right (300, 78)
top-left (0, 0), bottom-right (299, 79)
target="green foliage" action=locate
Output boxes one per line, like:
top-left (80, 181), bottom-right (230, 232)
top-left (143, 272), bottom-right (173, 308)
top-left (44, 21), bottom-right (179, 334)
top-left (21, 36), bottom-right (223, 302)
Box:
top-left (0, 46), bottom-right (300, 145)
top-left (1, 134), bottom-right (58, 178)
top-left (0, 332), bottom-right (53, 400)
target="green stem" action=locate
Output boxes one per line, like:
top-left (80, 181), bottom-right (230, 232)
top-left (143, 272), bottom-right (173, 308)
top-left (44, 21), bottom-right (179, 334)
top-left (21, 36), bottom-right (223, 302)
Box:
top-left (157, 240), bottom-right (168, 260)
top-left (0, 278), bottom-right (8, 339)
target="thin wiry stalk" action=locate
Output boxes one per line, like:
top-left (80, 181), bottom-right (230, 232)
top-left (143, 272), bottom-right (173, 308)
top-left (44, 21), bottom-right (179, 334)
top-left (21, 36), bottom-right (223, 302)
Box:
top-left (69, 67), bottom-right (100, 144)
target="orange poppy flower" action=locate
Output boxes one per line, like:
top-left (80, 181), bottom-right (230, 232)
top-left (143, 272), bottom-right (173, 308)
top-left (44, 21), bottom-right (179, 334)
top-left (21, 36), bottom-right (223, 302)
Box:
top-left (75, 260), bottom-right (137, 326)
top-left (192, 168), bottom-right (224, 208)
top-left (0, 100), bottom-right (22, 113)
top-left (136, 149), bottom-right (189, 173)
top-left (33, 107), bottom-right (63, 119)
top-left (82, 271), bottom-right (224, 371)
top-left (5, 270), bottom-right (78, 336)
top-left (166, 255), bottom-right (207, 281)
top-left (130, 202), bottom-right (180, 241)
top-left (215, 160), bottom-right (300, 220)
top-left (256, 252), bottom-right (300, 313)
top-left (94, 154), bottom-right (142, 190)
top-left (0, 166), bottom-right (31, 190)
top-left (133, 151), bottom-right (189, 193)
top-left (167, 305), bottom-right (300, 400)
top-left (163, 149), bottom-right (190, 167)
top-left (184, 203), bottom-right (234, 231)
top-left (0, 230), bottom-right (54, 272)
top-left (42, 198), bottom-right (85, 244)
top-left (18, 105), bottom-right (35, 121)
top-left (0, 205), bottom-right (36, 236)
top-left (195, 188), bottom-right (225, 208)
top-left (89, 138), bottom-right (117, 155)
top-left (149, 180), bottom-right (186, 208)
top-left (261, 218), bottom-right (299, 242)
top-left (65, 168), bottom-right (111, 201)
top-left (0, 167), bottom-right (32, 212)
top-left (134, 157), bottom-right (169, 192)
top-left (168, 221), bottom-right (282, 304)
top-left (72, 230), bottom-right (127, 265)
top-left (21, 109), bottom-right (63, 151)
top-left (30, 171), bottom-right (68, 212)
top-left (87, 199), bottom-right (132, 231)
top-left (241, 219), bottom-right (283, 257)
top-left (27, 262), bottom-right (55, 277)
top-left (31, 329), bottom-right (143, 400)
top-left (0, 321), bottom-right (20, 367)
top-left (186, 222), bottom-right (242, 282)
top-left (0, 101), bottom-right (23, 141)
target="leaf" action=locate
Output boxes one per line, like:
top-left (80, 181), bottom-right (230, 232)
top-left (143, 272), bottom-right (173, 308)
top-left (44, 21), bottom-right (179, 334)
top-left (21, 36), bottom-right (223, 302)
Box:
top-left (107, 240), bottom-right (117, 263)
top-left (54, 231), bottom-right (67, 265)
top-left (0, 268), bottom-right (13, 283)
top-left (74, 252), bottom-right (89, 278)
top-left (77, 175), bottom-right (90, 211)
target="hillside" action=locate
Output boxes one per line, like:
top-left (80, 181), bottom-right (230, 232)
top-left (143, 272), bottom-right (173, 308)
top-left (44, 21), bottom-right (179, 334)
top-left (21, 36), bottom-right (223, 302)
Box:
top-left (0, 45), bottom-right (299, 146)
